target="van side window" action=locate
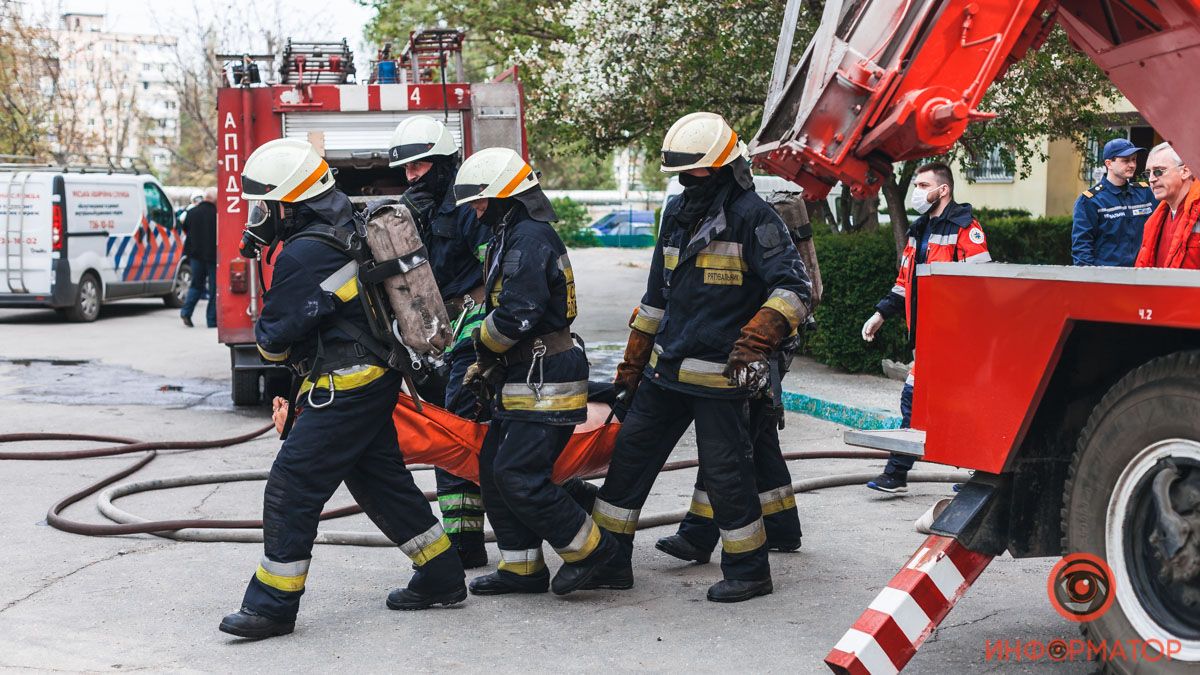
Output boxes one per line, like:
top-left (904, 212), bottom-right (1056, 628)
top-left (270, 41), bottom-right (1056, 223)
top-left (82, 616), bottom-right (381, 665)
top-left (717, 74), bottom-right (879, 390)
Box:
top-left (143, 183), bottom-right (174, 228)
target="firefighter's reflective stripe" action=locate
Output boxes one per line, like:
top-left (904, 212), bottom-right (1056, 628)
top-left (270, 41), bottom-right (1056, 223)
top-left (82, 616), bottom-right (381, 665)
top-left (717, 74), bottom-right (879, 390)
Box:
top-left (399, 523), bottom-right (452, 566)
top-left (443, 516), bottom-right (485, 533)
top-left (695, 240), bottom-right (748, 271)
top-left (298, 364), bottom-right (388, 395)
top-left (649, 350), bottom-right (735, 389)
top-left (489, 276), bottom-right (504, 306)
top-left (555, 519), bottom-right (602, 563)
top-left (759, 485), bottom-right (797, 516)
top-left (592, 498), bottom-right (640, 535)
top-left (498, 547), bottom-right (546, 575)
top-left (320, 259), bottom-right (359, 302)
top-left (720, 518), bottom-right (767, 554)
top-left (928, 233), bottom-right (959, 247)
top-left (255, 557), bottom-right (310, 592)
top-left (257, 344), bottom-right (290, 362)
top-left (499, 380), bottom-right (588, 412)
top-left (763, 288), bottom-right (807, 330)
top-left (558, 254), bottom-right (578, 319)
top-left (689, 488), bottom-right (714, 519)
top-left (631, 303), bottom-right (665, 334)
top-left (480, 312), bottom-right (519, 353)
top-left (438, 493), bottom-right (484, 511)
top-left (663, 246), bottom-right (680, 271)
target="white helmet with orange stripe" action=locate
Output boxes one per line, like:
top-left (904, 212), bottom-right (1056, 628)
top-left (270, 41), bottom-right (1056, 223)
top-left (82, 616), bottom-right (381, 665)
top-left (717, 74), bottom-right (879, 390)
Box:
top-left (452, 147), bottom-right (538, 205)
top-left (660, 111), bottom-right (747, 173)
top-left (241, 138), bottom-right (335, 203)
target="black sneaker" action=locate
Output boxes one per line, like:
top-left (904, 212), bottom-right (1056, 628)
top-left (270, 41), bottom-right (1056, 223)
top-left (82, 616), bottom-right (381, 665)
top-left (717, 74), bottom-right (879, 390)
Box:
top-left (218, 607), bottom-right (294, 639)
top-left (181, 315), bottom-right (194, 327)
top-left (866, 473), bottom-right (908, 493)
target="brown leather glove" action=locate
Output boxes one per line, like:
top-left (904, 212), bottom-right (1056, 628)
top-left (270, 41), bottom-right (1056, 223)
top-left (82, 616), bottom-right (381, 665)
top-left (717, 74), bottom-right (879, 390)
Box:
top-left (463, 326), bottom-right (505, 400)
top-left (614, 316), bottom-right (655, 400)
top-left (724, 307), bottom-right (792, 390)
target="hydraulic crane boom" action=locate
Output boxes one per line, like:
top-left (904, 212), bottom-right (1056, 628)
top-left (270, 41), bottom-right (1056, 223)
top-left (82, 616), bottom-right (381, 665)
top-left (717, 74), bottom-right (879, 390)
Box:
top-left (752, 0), bottom-right (1200, 200)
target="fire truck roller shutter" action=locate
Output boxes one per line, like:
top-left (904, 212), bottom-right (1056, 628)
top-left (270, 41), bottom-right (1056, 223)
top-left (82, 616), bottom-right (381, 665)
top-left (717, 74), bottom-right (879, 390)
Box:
top-left (282, 112), bottom-right (465, 162)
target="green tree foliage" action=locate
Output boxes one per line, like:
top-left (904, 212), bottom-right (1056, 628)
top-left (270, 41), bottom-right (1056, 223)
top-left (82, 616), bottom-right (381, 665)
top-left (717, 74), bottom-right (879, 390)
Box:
top-left (549, 196), bottom-right (600, 247)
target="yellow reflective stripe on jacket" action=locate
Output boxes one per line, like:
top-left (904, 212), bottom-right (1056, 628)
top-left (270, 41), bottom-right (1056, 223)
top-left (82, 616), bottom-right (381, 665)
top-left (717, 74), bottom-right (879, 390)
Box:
top-left (500, 380), bottom-right (588, 412)
top-left (320, 260), bottom-right (359, 302)
top-left (257, 344), bottom-right (290, 362)
top-left (695, 241), bottom-right (748, 271)
top-left (498, 547), bottom-right (546, 576)
top-left (720, 519), bottom-right (767, 554)
top-left (663, 246), bottom-right (680, 271)
top-left (255, 557), bottom-right (310, 592)
top-left (763, 288), bottom-right (807, 331)
top-left (689, 488), bottom-right (714, 519)
top-left (400, 523), bottom-right (451, 566)
top-left (593, 498), bottom-right (639, 535)
top-left (649, 350), bottom-right (734, 389)
top-left (631, 302), bottom-right (664, 335)
top-left (480, 313), bottom-right (518, 353)
top-left (555, 519), bottom-right (602, 563)
top-left (559, 253), bottom-right (578, 320)
top-left (759, 485), bottom-right (797, 516)
top-left (298, 364), bottom-right (388, 395)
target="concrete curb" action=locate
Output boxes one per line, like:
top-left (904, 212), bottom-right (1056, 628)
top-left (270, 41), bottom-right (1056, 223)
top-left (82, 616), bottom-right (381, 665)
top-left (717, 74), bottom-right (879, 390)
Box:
top-left (781, 390), bottom-right (902, 430)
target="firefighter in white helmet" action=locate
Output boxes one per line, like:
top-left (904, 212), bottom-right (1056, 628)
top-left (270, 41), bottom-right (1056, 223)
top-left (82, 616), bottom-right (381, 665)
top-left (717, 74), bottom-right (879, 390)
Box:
top-left (591, 112), bottom-right (813, 602)
top-left (219, 138), bottom-right (466, 639)
top-left (386, 116), bottom-right (490, 568)
top-left (453, 146), bottom-right (617, 597)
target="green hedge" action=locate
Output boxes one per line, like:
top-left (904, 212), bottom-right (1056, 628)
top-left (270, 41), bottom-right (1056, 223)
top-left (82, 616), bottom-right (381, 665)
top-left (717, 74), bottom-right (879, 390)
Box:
top-left (551, 197), bottom-right (600, 247)
top-left (806, 215), bottom-right (1071, 373)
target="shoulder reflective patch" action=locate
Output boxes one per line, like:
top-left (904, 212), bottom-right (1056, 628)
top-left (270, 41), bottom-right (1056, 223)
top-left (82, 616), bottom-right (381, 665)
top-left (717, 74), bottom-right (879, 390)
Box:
top-left (969, 228), bottom-right (985, 245)
top-left (662, 246), bottom-right (680, 271)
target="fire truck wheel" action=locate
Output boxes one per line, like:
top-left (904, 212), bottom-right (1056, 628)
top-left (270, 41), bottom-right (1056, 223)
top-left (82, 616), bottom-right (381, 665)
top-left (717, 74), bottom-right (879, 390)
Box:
top-left (63, 273), bottom-right (101, 323)
top-left (1063, 350), bottom-right (1200, 671)
top-left (163, 262), bottom-right (190, 308)
top-left (231, 369), bottom-right (263, 407)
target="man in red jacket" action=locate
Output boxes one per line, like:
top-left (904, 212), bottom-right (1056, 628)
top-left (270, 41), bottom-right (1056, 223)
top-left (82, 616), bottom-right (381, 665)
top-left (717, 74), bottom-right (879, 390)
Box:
top-left (1134, 142), bottom-right (1200, 269)
top-left (861, 162), bottom-right (990, 493)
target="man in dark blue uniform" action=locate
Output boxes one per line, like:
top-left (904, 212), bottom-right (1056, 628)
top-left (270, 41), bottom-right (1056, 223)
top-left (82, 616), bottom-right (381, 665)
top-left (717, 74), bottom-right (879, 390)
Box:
top-left (1072, 138), bottom-right (1157, 267)
top-left (219, 138), bottom-right (465, 640)
top-left (453, 147), bottom-right (619, 597)
top-left (388, 116), bottom-right (490, 568)
top-left (591, 112), bottom-right (812, 603)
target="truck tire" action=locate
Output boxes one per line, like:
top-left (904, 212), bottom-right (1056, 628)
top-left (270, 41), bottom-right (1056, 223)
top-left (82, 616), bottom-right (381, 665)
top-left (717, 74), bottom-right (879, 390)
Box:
top-left (163, 261), bottom-right (190, 308)
top-left (1063, 351), bottom-right (1200, 671)
top-left (63, 273), bottom-right (101, 323)
top-left (231, 369), bottom-right (262, 407)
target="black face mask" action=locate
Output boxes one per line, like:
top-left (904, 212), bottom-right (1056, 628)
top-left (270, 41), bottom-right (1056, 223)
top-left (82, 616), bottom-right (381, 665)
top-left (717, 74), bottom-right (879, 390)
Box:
top-left (408, 156), bottom-right (459, 204)
top-left (478, 199), bottom-right (510, 229)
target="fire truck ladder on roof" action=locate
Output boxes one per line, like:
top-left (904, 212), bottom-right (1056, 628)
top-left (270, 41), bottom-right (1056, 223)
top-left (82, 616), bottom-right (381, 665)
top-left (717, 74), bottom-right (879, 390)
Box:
top-left (399, 28), bottom-right (465, 85)
top-left (279, 39), bottom-right (356, 85)
top-left (3, 171), bottom-right (32, 293)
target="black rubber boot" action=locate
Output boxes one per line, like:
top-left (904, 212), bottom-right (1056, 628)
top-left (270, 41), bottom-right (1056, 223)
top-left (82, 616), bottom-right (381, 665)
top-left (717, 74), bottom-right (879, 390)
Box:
top-left (655, 533), bottom-right (712, 564)
top-left (706, 578), bottom-right (773, 603)
top-left (468, 569), bottom-right (549, 596)
top-left (767, 536), bottom-right (802, 552)
top-left (551, 531), bottom-right (618, 595)
top-left (451, 532), bottom-right (489, 570)
top-left (386, 583), bottom-right (468, 610)
top-left (580, 563), bottom-right (634, 591)
top-left (218, 607), bottom-right (295, 639)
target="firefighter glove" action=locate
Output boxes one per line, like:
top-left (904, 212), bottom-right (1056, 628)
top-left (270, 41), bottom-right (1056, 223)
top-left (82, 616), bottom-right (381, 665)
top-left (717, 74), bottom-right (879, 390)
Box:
top-left (724, 307), bottom-right (792, 390)
top-left (463, 326), bottom-right (505, 398)
top-left (614, 308), bottom-right (656, 398)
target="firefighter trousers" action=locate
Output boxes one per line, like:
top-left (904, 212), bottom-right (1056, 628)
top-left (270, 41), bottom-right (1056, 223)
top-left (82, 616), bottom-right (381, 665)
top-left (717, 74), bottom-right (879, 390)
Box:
top-left (435, 341), bottom-right (486, 543)
top-left (478, 418), bottom-right (604, 577)
top-left (675, 398), bottom-right (801, 553)
top-left (241, 372), bottom-right (463, 621)
top-left (594, 380), bottom-right (770, 581)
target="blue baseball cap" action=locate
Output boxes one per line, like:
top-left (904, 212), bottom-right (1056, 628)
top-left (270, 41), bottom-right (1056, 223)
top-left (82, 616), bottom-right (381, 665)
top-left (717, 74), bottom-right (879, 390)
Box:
top-left (1103, 138), bottom-right (1144, 160)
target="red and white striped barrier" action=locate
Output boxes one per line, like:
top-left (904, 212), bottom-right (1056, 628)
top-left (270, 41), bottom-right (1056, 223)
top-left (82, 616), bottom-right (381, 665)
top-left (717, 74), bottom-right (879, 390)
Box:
top-left (825, 534), bottom-right (994, 674)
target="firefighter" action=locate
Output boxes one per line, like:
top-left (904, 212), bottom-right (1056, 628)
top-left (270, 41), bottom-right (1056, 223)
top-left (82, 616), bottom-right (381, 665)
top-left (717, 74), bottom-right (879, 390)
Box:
top-left (1071, 138), bottom-right (1156, 267)
top-left (591, 112), bottom-right (812, 603)
top-left (861, 161), bottom-right (990, 493)
top-left (387, 116), bottom-right (490, 568)
top-left (219, 138), bottom-right (465, 639)
top-left (454, 147), bottom-right (618, 596)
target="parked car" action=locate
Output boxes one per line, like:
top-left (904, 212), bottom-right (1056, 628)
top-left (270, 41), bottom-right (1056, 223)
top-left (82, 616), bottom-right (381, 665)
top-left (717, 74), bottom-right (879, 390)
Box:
top-left (589, 209), bottom-right (654, 234)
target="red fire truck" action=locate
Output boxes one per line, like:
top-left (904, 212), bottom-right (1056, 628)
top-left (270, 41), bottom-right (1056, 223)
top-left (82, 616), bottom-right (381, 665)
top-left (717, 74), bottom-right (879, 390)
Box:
top-left (215, 31), bottom-right (527, 405)
top-left (751, 1), bottom-right (1200, 672)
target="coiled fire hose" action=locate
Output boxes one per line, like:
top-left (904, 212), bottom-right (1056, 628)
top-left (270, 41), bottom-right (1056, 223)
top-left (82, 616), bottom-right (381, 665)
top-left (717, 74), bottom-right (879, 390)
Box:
top-left (0, 425), bottom-right (967, 545)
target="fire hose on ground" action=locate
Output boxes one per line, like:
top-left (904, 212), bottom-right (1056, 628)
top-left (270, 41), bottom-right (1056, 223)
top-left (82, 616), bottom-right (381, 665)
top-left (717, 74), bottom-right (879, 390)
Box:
top-left (0, 425), bottom-right (968, 545)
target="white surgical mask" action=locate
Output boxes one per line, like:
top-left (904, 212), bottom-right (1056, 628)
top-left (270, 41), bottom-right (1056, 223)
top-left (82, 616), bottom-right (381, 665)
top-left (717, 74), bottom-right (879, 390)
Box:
top-left (910, 186), bottom-right (937, 214)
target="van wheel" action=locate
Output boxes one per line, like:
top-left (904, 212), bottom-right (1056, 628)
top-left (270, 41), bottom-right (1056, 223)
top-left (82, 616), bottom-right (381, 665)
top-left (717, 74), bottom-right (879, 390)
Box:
top-left (164, 262), bottom-right (190, 308)
top-left (1062, 351), bottom-right (1200, 671)
top-left (64, 274), bottom-right (101, 322)
top-left (231, 369), bottom-right (262, 406)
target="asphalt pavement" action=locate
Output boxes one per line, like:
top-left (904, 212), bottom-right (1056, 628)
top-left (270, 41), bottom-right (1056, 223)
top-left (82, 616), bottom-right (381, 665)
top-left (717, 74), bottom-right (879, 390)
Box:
top-left (0, 247), bottom-right (1089, 673)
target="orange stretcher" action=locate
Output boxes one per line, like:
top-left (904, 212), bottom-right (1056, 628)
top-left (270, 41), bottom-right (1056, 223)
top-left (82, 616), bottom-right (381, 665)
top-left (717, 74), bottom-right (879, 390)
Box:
top-left (391, 394), bottom-right (621, 484)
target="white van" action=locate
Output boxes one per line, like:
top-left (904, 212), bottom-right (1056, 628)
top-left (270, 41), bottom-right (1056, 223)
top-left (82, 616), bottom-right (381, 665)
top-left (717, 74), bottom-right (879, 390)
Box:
top-left (0, 167), bottom-right (189, 321)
